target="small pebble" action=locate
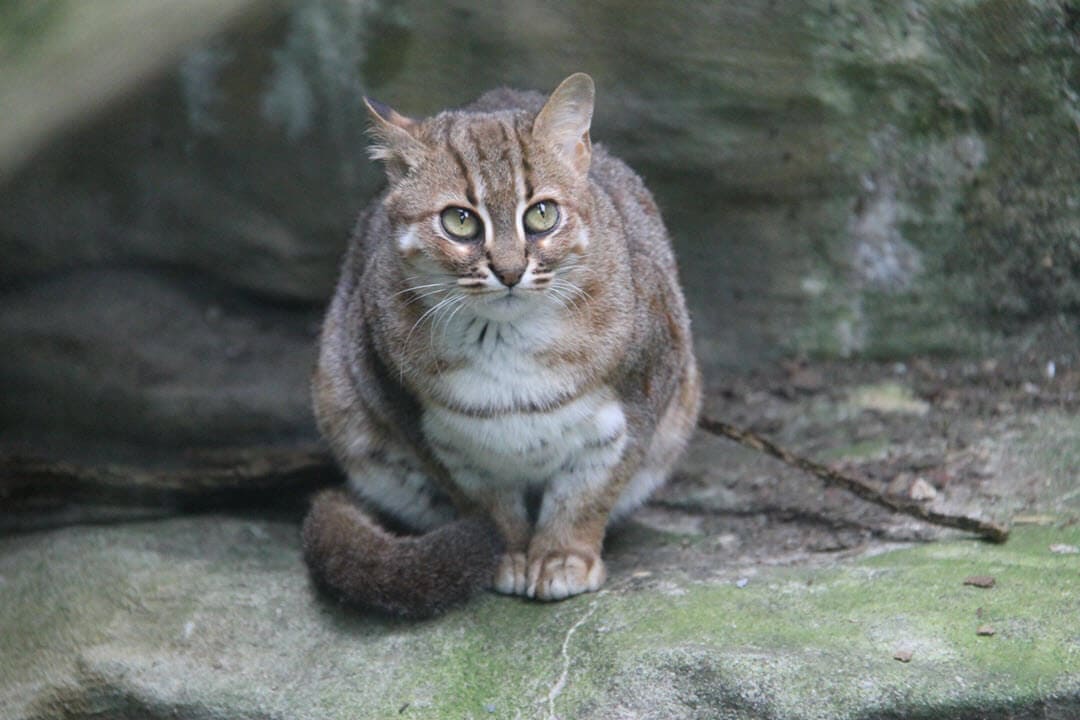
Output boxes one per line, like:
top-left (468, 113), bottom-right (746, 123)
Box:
top-left (893, 649), bottom-right (913, 663)
top-left (735, 578), bottom-right (749, 588)
top-left (963, 575), bottom-right (995, 589)
top-left (976, 624), bottom-right (995, 636)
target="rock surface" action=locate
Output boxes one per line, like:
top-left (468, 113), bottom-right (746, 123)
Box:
top-left (2, 490), bottom-right (1078, 720)
top-left (3, 360), bottom-right (1079, 719)
top-left (0, 0), bottom-right (264, 180)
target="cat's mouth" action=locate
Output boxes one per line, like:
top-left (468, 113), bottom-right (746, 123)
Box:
top-left (467, 286), bottom-right (537, 321)
top-left (470, 286), bottom-right (533, 300)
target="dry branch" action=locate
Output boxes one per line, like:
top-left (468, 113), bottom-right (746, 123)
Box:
top-left (3, 417), bottom-right (1010, 543)
top-left (0, 447), bottom-right (338, 519)
top-left (698, 415), bottom-right (1010, 543)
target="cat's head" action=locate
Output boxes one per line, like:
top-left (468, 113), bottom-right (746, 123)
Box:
top-left (365, 74), bottom-right (596, 322)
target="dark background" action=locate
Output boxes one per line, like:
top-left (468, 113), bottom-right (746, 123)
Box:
top-left (2, 0), bottom-right (1078, 464)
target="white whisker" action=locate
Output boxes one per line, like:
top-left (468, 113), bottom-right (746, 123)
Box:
top-left (392, 281), bottom-right (452, 299)
top-left (405, 293), bottom-right (460, 353)
top-left (550, 277), bottom-right (588, 314)
top-left (432, 294), bottom-right (469, 358)
top-left (400, 286), bottom-right (453, 308)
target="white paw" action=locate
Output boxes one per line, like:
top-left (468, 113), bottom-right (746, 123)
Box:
top-left (493, 552), bottom-right (528, 595)
top-left (526, 551), bottom-right (606, 601)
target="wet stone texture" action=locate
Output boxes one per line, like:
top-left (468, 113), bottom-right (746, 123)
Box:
top-left (1, 1), bottom-right (1079, 718)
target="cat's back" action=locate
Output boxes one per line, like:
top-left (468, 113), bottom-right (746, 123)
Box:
top-left (587, 144), bottom-right (678, 273)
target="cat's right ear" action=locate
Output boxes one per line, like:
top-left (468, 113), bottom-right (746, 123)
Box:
top-left (364, 97), bottom-right (428, 183)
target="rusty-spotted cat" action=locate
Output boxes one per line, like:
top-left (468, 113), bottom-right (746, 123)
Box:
top-left (303, 73), bottom-right (701, 617)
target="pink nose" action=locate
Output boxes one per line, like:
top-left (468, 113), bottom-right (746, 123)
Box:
top-left (495, 267), bottom-right (524, 287)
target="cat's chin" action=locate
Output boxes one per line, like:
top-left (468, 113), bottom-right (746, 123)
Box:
top-left (468, 290), bottom-right (539, 322)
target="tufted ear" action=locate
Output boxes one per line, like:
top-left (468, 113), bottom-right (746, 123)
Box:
top-left (532, 73), bottom-right (595, 175)
top-left (364, 97), bottom-right (429, 183)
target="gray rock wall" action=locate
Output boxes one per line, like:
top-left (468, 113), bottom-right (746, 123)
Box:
top-left (1, 0), bottom-right (1077, 458)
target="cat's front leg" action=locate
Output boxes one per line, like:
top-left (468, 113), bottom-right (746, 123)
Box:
top-left (525, 510), bottom-right (608, 601)
top-left (472, 488), bottom-right (533, 596)
top-left (523, 401), bottom-right (632, 600)
top-left (525, 459), bottom-right (633, 600)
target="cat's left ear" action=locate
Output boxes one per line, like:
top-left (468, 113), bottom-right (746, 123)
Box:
top-left (364, 97), bottom-right (429, 183)
top-left (533, 73), bottom-right (595, 175)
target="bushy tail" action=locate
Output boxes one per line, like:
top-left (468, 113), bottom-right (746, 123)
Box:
top-left (301, 489), bottom-right (503, 618)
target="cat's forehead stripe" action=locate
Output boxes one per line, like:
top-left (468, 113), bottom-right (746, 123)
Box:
top-left (448, 144), bottom-right (479, 208)
top-left (515, 122), bottom-right (536, 200)
top-left (445, 115), bottom-right (536, 211)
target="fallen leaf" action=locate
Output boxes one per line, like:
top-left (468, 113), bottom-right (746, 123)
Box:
top-left (963, 575), bottom-right (996, 588)
top-left (909, 478), bottom-right (938, 501)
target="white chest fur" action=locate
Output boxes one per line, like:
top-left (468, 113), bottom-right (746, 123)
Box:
top-left (420, 313), bottom-right (627, 490)
top-left (429, 311), bottom-right (579, 411)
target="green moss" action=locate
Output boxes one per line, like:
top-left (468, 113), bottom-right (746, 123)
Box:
top-left (367, 526), bottom-right (1080, 718)
top-left (815, 437), bottom-right (891, 462)
top-left (4, 514), bottom-right (1077, 719)
top-left (795, 0), bottom-right (1080, 359)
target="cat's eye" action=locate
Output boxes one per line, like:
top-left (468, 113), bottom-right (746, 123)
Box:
top-left (523, 201), bottom-right (559, 235)
top-left (440, 207), bottom-right (481, 241)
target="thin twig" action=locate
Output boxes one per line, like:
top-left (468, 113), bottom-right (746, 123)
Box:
top-left (3, 420), bottom-right (1011, 543)
top-left (698, 415), bottom-right (1009, 543)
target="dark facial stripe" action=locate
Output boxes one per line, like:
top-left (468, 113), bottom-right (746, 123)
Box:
top-left (514, 122), bottom-right (536, 199)
top-left (449, 144), bottom-right (479, 207)
top-left (467, 126), bottom-right (491, 165)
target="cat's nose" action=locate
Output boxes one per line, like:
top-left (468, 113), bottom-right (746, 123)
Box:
top-left (494, 266), bottom-right (524, 288)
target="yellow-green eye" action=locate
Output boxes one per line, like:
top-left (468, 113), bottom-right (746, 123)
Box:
top-left (523, 201), bottom-right (559, 235)
top-left (440, 207), bottom-right (481, 240)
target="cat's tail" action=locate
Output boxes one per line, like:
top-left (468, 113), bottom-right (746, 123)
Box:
top-left (301, 489), bottom-right (503, 618)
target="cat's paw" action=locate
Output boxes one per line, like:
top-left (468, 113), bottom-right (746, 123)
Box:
top-left (493, 552), bottom-right (528, 595)
top-left (525, 549), bottom-right (606, 601)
